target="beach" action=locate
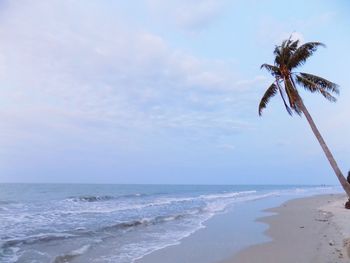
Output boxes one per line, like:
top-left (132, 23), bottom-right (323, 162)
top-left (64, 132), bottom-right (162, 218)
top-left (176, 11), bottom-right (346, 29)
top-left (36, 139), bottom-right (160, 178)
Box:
top-left (226, 194), bottom-right (350, 263)
top-left (138, 193), bottom-right (350, 263)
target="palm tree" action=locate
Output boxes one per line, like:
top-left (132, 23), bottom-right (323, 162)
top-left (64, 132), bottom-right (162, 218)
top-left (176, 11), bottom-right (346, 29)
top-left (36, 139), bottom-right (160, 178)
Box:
top-left (259, 36), bottom-right (350, 198)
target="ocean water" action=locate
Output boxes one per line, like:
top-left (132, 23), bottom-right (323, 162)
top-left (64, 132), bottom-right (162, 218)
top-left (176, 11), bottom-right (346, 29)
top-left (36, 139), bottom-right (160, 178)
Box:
top-left (0, 184), bottom-right (339, 263)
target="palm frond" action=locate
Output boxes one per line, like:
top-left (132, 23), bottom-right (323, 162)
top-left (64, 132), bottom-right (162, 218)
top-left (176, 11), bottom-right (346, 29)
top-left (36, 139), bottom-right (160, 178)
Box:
top-left (276, 81), bottom-right (292, 115)
top-left (295, 75), bottom-right (337, 102)
top-left (299, 73), bottom-right (339, 94)
top-left (288, 42), bottom-right (325, 69)
top-left (282, 39), bottom-right (299, 65)
top-left (273, 46), bottom-right (282, 66)
top-left (260, 64), bottom-right (281, 77)
top-left (289, 39), bottom-right (299, 51)
top-left (258, 83), bottom-right (278, 116)
top-left (284, 78), bottom-right (302, 115)
top-left (319, 89), bottom-right (337, 102)
top-left (295, 75), bottom-right (318, 92)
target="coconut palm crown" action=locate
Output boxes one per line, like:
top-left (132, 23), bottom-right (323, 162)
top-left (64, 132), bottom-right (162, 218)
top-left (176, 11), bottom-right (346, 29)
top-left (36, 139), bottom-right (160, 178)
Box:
top-left (259, 38), bottom-right (339, 116)
top-left (259, 37), bottom-right (350, 200)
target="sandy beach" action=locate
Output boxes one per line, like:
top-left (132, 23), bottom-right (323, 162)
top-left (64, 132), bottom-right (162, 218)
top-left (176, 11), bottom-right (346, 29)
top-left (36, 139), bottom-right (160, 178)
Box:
top-left (225, 194), bottom-right (350, 263)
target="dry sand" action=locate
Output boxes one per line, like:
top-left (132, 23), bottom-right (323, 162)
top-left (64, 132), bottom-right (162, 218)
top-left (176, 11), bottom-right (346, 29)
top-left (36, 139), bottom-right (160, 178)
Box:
top-left (224, 194), bottom-right (350, 263)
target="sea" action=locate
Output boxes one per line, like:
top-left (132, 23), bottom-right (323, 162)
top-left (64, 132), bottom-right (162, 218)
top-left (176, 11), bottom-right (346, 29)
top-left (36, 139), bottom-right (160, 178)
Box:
top-left (0, 184), bottom-right (340, 263)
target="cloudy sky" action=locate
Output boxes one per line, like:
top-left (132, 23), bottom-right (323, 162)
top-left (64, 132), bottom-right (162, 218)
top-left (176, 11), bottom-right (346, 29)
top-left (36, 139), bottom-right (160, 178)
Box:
top-left (0, 0), bottom-right (349, 184)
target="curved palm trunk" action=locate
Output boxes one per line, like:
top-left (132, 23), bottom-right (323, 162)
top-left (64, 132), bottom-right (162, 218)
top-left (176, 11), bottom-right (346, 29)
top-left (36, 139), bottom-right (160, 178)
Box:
top-left (297, 99), bottom-right (350, 198)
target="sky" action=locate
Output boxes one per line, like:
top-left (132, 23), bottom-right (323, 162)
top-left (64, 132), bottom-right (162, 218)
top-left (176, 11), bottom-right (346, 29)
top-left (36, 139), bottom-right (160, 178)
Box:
top-left (0, 0), bottom-right (349, 184)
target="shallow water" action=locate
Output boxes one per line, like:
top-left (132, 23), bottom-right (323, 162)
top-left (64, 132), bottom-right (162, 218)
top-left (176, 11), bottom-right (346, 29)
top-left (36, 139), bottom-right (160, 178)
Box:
top-left (0, 184), bottom-right (339, 263)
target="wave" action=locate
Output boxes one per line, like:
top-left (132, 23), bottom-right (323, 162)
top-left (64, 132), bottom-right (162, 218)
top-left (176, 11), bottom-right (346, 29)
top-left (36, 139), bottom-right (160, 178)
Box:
top-left (101, 214), bottom-right (186, 232)
top-left (66, 193), bottom-right (156, 203)
top-left (1, 233), bottom-right (77, 249)
top-left (66, 190), bottom-right (259, 205)
top-left (52, 244), bottom-right (90, 263)
top-left (199, 190), bottom-right (257, 200)
top-left (1, 213), bottom-right (188, 252)
top-left (0, 200), bottom-right (15, 205)
top-left (144, 190), bottom-right (258, 208)
top-left (67, 195), bottom-right (115, 202)
top-left (60, 190), bottom-right (261, 216)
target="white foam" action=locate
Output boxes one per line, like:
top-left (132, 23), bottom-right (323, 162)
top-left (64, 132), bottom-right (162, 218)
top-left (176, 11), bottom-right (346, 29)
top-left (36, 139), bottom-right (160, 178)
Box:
top-left (69, 244), bottom-right (91, 256)
top-left (0, 246), bottom-right (21, 263)
top-left (200, 190), bottom-right (257, 200)
top-left (52, 244), bottom-right (91, 263)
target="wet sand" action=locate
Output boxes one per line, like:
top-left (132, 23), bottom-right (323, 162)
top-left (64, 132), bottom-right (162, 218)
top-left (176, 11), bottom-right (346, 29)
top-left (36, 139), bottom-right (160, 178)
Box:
top-left (225, 194), bottom-right (350, 263)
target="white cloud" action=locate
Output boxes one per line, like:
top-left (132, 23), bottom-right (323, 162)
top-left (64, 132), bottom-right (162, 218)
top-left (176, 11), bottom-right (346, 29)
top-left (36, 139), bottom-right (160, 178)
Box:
top-left (146, 0), bottom-right (227, 32)
top-left (257, 21), bottom-right (305, 46)
top-left (257, 11), bottom-right (336, 46)
top-left (217, 143), bottom-right (235, 151)
top-left (235, 75), bottom-right (268, 90)
top-left (0, 0), bottom-right (253, 153)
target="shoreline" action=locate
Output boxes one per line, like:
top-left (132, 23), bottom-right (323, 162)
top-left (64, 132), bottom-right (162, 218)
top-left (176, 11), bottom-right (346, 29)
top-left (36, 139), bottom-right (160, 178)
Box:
top-left (224, 194), bottom-right (350, 263)
top-left (136, 191), bottom-right (343, 263)
top-left (136, 193), bottom-right (288, 263)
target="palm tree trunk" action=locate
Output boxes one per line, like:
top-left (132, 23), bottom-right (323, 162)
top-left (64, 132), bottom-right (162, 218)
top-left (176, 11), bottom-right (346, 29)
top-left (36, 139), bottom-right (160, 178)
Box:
top-left (297, 98), bottom-right (350, 198)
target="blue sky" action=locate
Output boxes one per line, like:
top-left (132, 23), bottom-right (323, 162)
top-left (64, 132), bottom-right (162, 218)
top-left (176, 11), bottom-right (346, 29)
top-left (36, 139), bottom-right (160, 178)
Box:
top-left (0, 0), bottom-right (349, 184)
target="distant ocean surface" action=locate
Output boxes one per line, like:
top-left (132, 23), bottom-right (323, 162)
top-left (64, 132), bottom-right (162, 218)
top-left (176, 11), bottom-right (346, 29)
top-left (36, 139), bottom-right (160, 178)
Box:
top-left (0, 184), bottom-right (339, 263)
